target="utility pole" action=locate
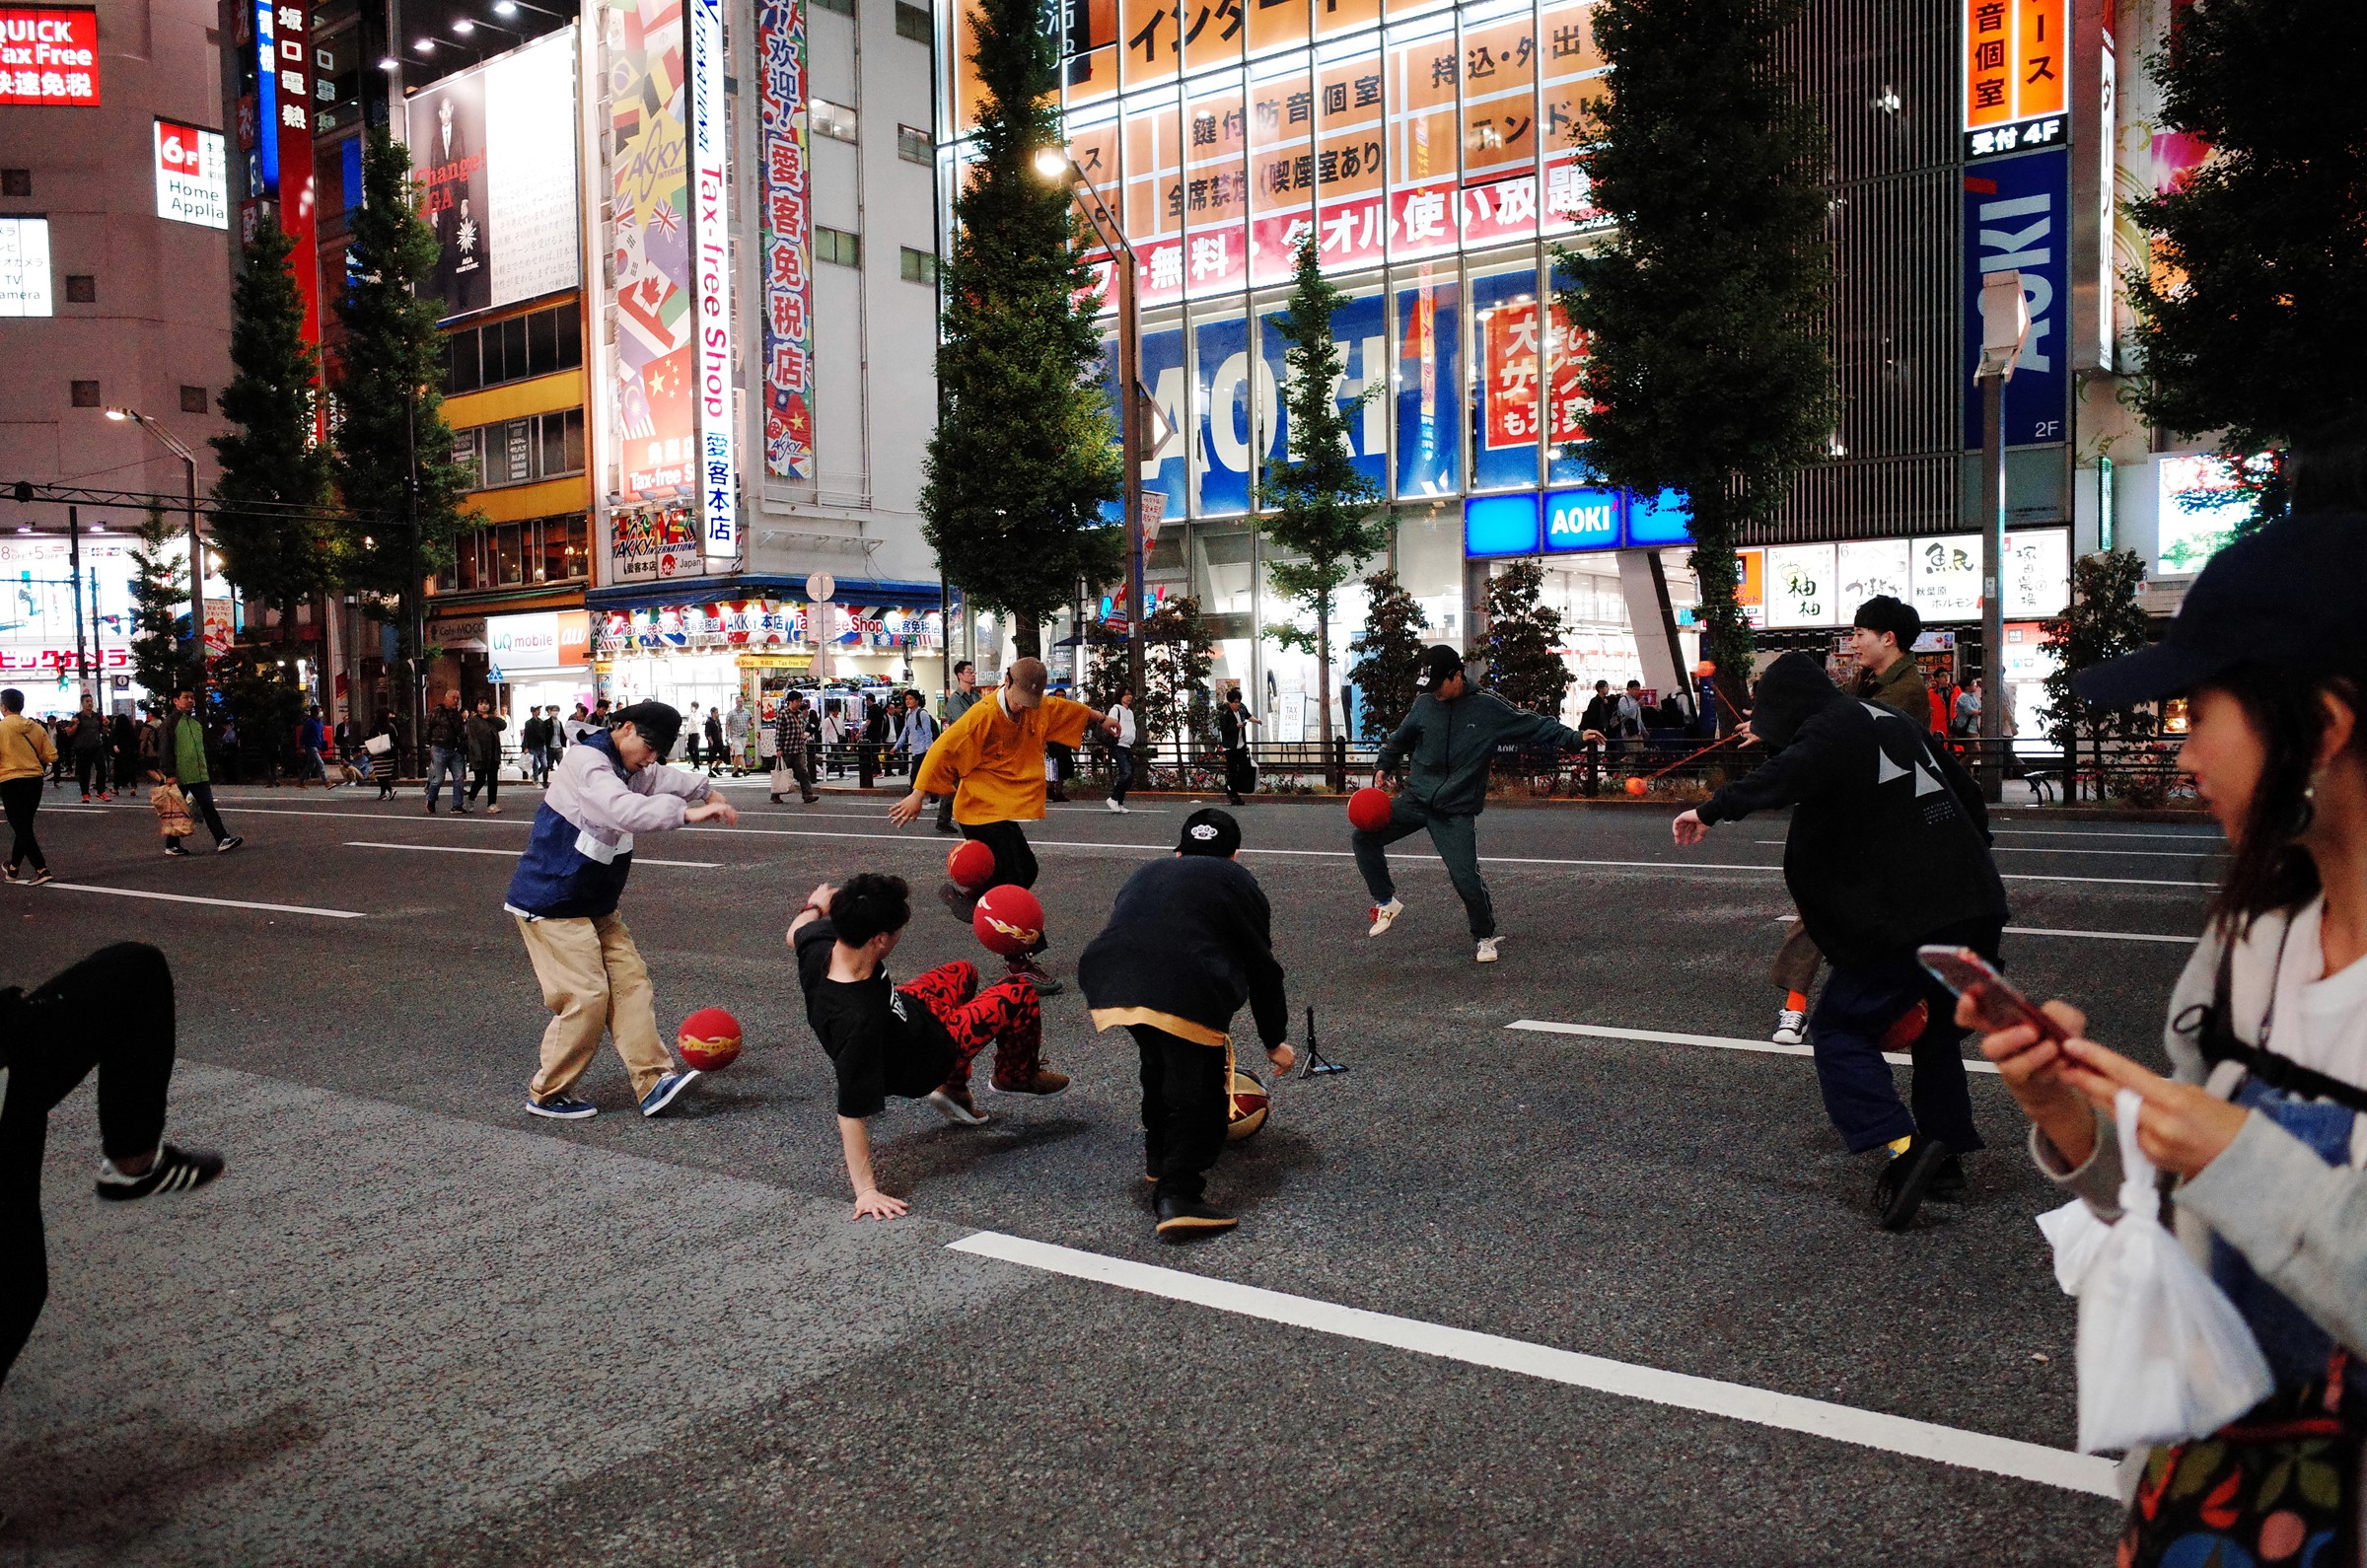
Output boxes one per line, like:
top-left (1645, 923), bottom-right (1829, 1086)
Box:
top-left (66, 505), bottom-right (88, 695)
top-left (106, 406), bottom-right (206, 709)
top-left (405, 389), bottom-right (426, 778)
top-left (1974, 271), bottom-right (2030, 805)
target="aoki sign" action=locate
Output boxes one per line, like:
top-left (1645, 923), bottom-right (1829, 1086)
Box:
top-left (687, 0), bottom-right (738, 562)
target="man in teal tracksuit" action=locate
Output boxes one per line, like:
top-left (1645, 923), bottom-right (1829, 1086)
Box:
top-left (1358, 645), bottom-right (1594, 963)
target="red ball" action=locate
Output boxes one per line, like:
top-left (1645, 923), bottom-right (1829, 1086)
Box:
top-left (1878, 998), bottom-right (1930, 1053)
top-left (946, 838), bottom-right (996, 891)
top-left (679, 1007), bottom-right (743, 1071)
top-left (1623, 775), bottom-right (1649, 797)
top-left (1346, 786), bottom-right (1395, 833)
top-left (972, 885), bottom-right (1045, 958)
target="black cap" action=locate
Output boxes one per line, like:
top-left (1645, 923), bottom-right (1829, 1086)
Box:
top-left (1177, 807), bottom-right (1242, 857)
top-left (609, 700), bottom-right (682, 756)
top-left (1851, 593), bottom-right (1921, 649)
top-left (2076, 512), bottom-right (2367, 707)
top-left (1413, 645), bottom-right (1465, 693)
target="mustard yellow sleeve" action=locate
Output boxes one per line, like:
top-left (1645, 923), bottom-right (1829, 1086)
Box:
top-left (916, 701), bottom-right (984, 796)
top-left (1041, 696), bottom-right (1094, 748)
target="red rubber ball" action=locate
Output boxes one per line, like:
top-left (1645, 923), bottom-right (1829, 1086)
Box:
top-left (972, 885), bottom-right (1045, 958)
top-left (1347, 786), bottom-right (1395, 833)
top-left (946, 838), bottom-right (996, 891)
top-left (679, 1007), bottom-right (744, 1072)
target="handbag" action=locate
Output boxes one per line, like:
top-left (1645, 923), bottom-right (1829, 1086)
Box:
top-left (149, 781), bottom-right (194, 838)
top-left (364, 733), bottom-right (393, 756)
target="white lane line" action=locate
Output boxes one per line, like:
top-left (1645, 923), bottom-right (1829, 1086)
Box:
top-left (949, 1230), bottom-right (2111, 1498)
top-left (1505, 1020), bottom-right (2005, 1076)
top-left (37, 883), bottom-right (366, 918)
top-left (344, 840), bottom-right (720, 869)
top-left (1993, 827), bottom-right (2218, 841)
top-left (1757, 840), bottom-right (2218, 860)
top-left (1771, 913), bottom-right (2196, 945)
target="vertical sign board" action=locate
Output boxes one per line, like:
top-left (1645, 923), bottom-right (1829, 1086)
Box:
top-left (260, 0), bottom-right (319, 354)
top-left (1962, 0), bottom-right (2067, 161)
top-left (686, 0), bottom-right (737, 561)
top-left (155, 120), bottom-right (231, 229)
top-left (607, 0), bottom-right (696, 507)
top-left (1963, 147), bottom-right (2069, 449)
top-left (756, 0), bottom-right (815, 482)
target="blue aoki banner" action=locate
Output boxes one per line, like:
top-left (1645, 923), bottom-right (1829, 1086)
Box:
top-left (1962, 146), bottom-right (2070, 450)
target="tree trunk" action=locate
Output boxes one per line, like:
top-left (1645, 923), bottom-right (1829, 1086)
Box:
top-left (1013, 614), bottom-right (1040, 660)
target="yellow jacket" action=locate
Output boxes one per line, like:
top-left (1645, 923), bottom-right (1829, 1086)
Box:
top-left (0, 712), bottom-right (56, 783)
top-left (915, 690), bottom-right (1093, 825)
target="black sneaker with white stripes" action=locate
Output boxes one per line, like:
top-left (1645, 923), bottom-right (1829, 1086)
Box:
top-left (95, 1143), bottom-right (225, 1202)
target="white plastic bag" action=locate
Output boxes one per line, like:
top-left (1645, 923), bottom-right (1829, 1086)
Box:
top-left (2040, 1088), bottom-right (2275, 1455)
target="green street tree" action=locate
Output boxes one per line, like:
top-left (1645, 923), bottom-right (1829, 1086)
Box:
top-left (331, 130), bottom-right (474, 653)
top-left (1479, 559), bottom-right (1573, 717)
top-left (1550, 0), bottom-right (1834, 720)
top-left (128, 504), bottom-right (196, 697)
top-left (920, 0), bottom-right (1121, 657)
top-left (210, 214), bottom-right (336, 639)
top-left (2040, 549), bottom-right (2159, 805)
top-left (2125, 0), bottom-right (2367, 524)
top-left (1346, 568), bottom-right (1430, 739)
top-left (1258, 233), bottom-right (1388, 753)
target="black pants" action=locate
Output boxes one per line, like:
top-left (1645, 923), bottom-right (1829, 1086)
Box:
top-left (1808, 919), bottom-right (2000, 1155)
top-left (165, 780), bottom-right (230, 849)
top-left (1110, 746), bottom-right (1134, 805)
top-left (74, 748), bottom-right (108, 795)
top-left (466, 759), bottom-right (499, 807)
top-left (2, 776), bottom-right (44, 872)
top-left (960, 820), bottom-right (1039, 891)
top-left (1, 943), bottom-right (177, 1384)
top-left (1133, 1024), bottom-right (1228, 1204)
top-left (1224, 748), bottom-right (1254, 802)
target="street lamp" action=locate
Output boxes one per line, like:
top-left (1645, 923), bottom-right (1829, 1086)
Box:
top-left (107, 405), bottom-right (207, 709)
top-left (1973, 270), bottom-right (2031, 804)
top-left (1036, 147), bottom-right (1147, 703)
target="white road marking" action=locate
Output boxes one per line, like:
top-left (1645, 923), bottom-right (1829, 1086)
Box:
top-left (1992, 826), bottom-right (2218, 841)
top-left (1756, 839), bottom-right (2218, 860)
top-left (344, 841), bottom-right (720, 869)
top-left (1771, 912), bottom-right (2194, 945)
top-left (1505, 1020), bottom-right (2004, 1075)
top-left (948, 1230), bottom-right (2112, 1498)
top-left (37, 884), bottom-right (366, 918)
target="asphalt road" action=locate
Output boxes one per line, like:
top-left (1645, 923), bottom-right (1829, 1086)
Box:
top-left (0, 774), bottom-right (2228, 1567)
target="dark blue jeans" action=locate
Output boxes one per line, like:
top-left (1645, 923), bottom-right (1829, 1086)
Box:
top-left (1110, 745), bottom-right (1134, 804)
top-left (1807, 921), bottom-right (1999, 1155)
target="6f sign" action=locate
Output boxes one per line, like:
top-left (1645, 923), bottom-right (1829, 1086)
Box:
top-left (1962, 148), bottom-right (2068, 450)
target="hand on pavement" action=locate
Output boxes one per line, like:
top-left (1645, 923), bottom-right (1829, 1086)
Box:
top-left (851, 1189), bottom-right (909, 1221)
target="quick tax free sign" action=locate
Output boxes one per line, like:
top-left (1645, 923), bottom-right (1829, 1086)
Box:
top-left (0, 7), bottom-right (98, 105)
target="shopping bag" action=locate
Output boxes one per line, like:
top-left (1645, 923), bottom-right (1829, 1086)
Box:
top-left (364, 733), bottom-right (393, 756)
top-left (2042, 1089), bottom-right (2274, 1455)
top-left (149, 782), bottom-right (194, 839)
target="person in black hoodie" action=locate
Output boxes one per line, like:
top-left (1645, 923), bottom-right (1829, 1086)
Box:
top-left (1671, 650), bottom-right (2010, 1230)
top-left (1080, 808), bottom-right (1294, 1241)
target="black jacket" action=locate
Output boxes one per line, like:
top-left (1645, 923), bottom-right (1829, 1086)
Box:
top-left (1699, 652), bottom-right (2008, 968)
top-left (1079, 856), bottom-right (1288, 1049)
top-left (426, 704), bottom-right (468, 751)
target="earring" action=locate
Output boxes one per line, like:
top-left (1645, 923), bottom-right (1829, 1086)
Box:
top-left (2283, 770), bottom-right (2324, 840)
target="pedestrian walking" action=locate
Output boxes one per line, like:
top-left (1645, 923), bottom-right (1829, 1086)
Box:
top-left (108, 710), bottom-right (139, 805)
top-left (1107, 688), bottom-right (1138, 813)
top-left (1219, 688), bottom-right (1258, 805)
top-left (1080, 809), bottom-right (1295, 1240)
top-left (820, 703), bottom-right (844, 778)
top-left (1, 688), bottom-right (56, 886)
top-left (67, 694), bottom-right (110, 803)
top-left (153, 688), bottom-right (242, 857)
top-left (791, 872), bottom-right (1066, 1218)
top-left (897, 688), bottom-right (939, 797)
top-left (1357, 647), bottom-right (1597, 963)
top-left (1, 942), bottom-right (225, 1386)
top-left (424, 690), bottom-right (470, 816)
top-left (463, 697), bottom-right (507, 815)
top-left (683, 705), bottom-right (706, 771)
top-left (1672, 650), bottom-right (2006, 1230)
top-left (519, 706), bottom-right (548, 784)
top-left (769, 690), bottom-right (819, 804)
top-left (702, 705), bottom-right (726, 776)
top-left (367, 711), bottom-right (399, 799)
top-left (889, 656), bottom-right (1122, 995)
top-left (506, 701), bottom-right (738, 1120)
top-left (935, 660), bottom-right (980, 833)
top-left (726, 696), bottom-right (752, 773)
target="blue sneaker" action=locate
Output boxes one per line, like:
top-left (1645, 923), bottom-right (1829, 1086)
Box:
top-left (638, 1070), bottom-right (700, 1117)
top-left (526, 1093), bottom-right (599, 1121)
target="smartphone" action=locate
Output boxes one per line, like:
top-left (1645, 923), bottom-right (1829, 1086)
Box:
top-left (1915, 945), bottom-right (2068, 1041)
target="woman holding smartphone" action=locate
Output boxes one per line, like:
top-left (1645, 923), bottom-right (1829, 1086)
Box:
top-left (1963, 512), bottom-right (2367, 1564)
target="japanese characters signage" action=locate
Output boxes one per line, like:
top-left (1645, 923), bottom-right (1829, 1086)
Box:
top-left (756, 0), bottom-right (815, 481)
top-left (1480, 297), bottom-right (1586, 450)
top-left (0, 8), bottom-right (98, 105)
top-left (605, 0), bottom-right (697, 505)
top-left (1962, 147), bottom-right (2069, 449)
top-left (1962, 0), bottom-right (2067, 161)
top-left (686, 0), bottom-right (738, 561)
top-left (608, 506), bottom-right (698, 583)
top-left (0, 216), bottom-right (51, 316)
top-left (403, 30), bottom-right (581, 319)
top-left (155, 119), bottom-right (230, 229)
top-left (255, 0), bottom-right (319, 352)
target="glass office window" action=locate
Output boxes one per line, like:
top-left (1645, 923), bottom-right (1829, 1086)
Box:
top-left (1192, 305), bottom-right (1256, 515)
top-left (1394, 264), bottom-right (1461, 496)
top-left (1384, 16), bottom-right (1460, 260)
top-left (1470, 256), bottom-right (1542, 492)
top-left (1246, 55), bottom-right (1313, 288)
top-left (1255, 271), bottom-right (1388, 499)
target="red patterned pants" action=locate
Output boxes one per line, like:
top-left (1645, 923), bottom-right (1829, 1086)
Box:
top-left (897, 961), bottom-right (1042, 1091)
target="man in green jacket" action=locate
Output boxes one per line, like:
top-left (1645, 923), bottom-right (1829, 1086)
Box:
top-left (155, 689), bottom-right (241, 856)
top-left (1359, 645), bottom-right (1592, 963)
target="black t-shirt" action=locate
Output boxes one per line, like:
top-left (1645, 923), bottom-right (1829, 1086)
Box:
top-left (794, 919), bottom-right (954, 1117)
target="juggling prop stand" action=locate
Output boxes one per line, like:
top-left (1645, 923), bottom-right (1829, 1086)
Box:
top-left (1298, 1005), bottom-right (1347, 1079)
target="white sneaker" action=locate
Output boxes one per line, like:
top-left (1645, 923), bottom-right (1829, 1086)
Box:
top-left (1106, 797), bottom-right (1128, 814)
top-left (1772, 1008), bottom-right (1807, 1046)
top-left (1367, 897), bottom-right (1403, 938)
top-left (1475, 937), bottom-right (1501, 963)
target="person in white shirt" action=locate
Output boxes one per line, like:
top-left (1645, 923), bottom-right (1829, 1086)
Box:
top-left (1108, 689), bottom-right (1139, 813)
top-left (726, 697), bottom-right (753, 771)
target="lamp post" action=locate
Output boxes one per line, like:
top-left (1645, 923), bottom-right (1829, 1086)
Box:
top-left (1973, 271), bottom-right (2031, 805)
top-left (108, 406), bottom-right (207, 710)
top-left (1036, 147), bottom-right (1145, 703)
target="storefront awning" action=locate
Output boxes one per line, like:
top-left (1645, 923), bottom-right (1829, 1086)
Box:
top-left (585, 576), bottom-right (945, 613)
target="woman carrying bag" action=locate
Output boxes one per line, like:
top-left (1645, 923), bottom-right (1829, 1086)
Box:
top-left (366, 713), bottom-right (399, 801)
top-left (1966, 514), bottom-right (2367, 1567)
